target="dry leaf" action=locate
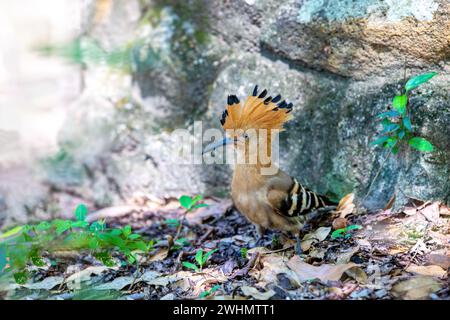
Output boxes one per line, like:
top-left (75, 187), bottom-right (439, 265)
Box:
top-left (301, 227), bottom-right (331, 251)
top-left (95, 276), bottom-right (135, 290)
top-left (287, 256), bottom-right (357, 282)
top-left (406, 264), bottom-right (447, 278)
top-left (391, 276), bottom-right (442, 300)
top-left (149, 249), bottom-right (169, 262)
top-left (23, 276), bottom-right (64, 290)
top-left (439, 204), bottom-right (450, 216)
top-left (426, 254), bottom-right (450, 269)
top-left (336, 246), bottom-right (359, 264)
top-left (345, 267), bottom-right (368, 284)
top-left (66, 266), bottom-right (114, 290)
top-left (186, 199), bottom-right (232, 225)
top-left (419, 202), bottom-right (440, 222)
top-left (241, 286), bottom-right (275, 300)
top-left (336, 193), bottom-right (355, 218)
top-left (249, 254), bottom-right (299, 287)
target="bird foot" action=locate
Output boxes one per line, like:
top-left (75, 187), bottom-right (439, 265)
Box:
top-left (253, 236), bottom-right (266, 248)
top-left (295, 235), bottom-right (303, 255)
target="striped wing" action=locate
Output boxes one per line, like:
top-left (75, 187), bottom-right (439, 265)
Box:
top-left (268, 177), bottom-right (337, 217)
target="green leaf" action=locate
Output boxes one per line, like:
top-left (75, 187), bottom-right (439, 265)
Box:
top-left (95, 251), bottom-right (115, 267)
top-left (398, 130), bottom-right (406, 139)
top-left (191, 195), bottom-right (203, 206)
top-left (392, 95), bottom-right (407, 114)
top-left (331, 229), bottom-right (346, 239)
top-left (192, 203), bottom-right (209, 210)
top-left (195, 249), bottom-right (204, 267)
top-left (202, 249), bottom-right (218, 265)
top-left (0, 226), bottom-right (23, 239)
top-left (345, 225), bottom-right (362, 231)
top-left (71, 221), bottom-right (89, 229)
top-left (240, 248), bottom-right (248, 259)
top-left (122, 225), bottom-right (132, 238)
top-left (29, 248), bottom-right (45, 267)
top-left (128, 234), bottom-right (141, 240)
top-left (90, 221), bottom-right (105, 232)
top-left (179, 195), bottom-right (193, 210)
top-left (408, 137), bottom-right (434, 152)
top-left (75, 204), bottom-right (88, 221)
top-left (403, 117), bottom-right (412, 131)
top-left (382, 123), bottom-right (400, 133)
top-left (53, 220), bottom-right (72, 235)
top-left (165, 219), bottom-right (180, 227)
top-left (14, 270), bottom-right (28, 284)
top-left (392, 145), bottom-right (399, 154)
top-left (182, 261), bottom-right (199, 272)
top-left (376, 110), bottom-right (400, 119)
top-left (405, 72), bottom-right (437, 92)
top-left (36, 221), bottom-right (51, 231)
top-left (370, 136), bottom-right (389, 146)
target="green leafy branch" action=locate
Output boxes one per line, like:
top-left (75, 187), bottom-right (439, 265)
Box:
top-left (365, 72), bottom-right (437, 200)
top-left (173, 195), bottom-right (209, 241)
top-left (371, 72), bottom-right (437, 154)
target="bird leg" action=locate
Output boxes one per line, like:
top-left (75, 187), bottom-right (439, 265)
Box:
top-left (253, 225), bottom-right (266, 247)
top-left (295, 233), bottom-right (303, 255)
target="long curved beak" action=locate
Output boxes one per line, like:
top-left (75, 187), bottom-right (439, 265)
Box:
top-left (202, 137), bottom-right (233, 154)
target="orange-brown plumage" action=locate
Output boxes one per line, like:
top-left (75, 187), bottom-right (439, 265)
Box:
top-left (209, 85), bottom-right (336, 253)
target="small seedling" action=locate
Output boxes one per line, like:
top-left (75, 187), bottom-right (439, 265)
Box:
top-left (331, 225), bottom-right (362, 240)
top-left (199, 284), bottom-right (221, 298)
top-left (179, 195), bottom-right (209, 212)
top-left (371, 72), bottom-right (437, 154)
top-left (240, 247), bottom-right (248, 259)
top-left (182, 248), bottom-right (218, 272)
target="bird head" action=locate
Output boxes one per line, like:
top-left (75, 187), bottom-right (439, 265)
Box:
top-left (203, 85), bottom-right (294, 157)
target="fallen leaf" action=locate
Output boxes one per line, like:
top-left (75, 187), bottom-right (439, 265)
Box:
top-left (241, 286), bottom-right (275, 300)
top-left (94, 276), bottom-right (135, 290)
top-left (287, 256), bottom-right (357, 282)
top-left (426, 254), bottom-right (450, 269)
top-left (249, 254), bottom-right (299, 287)
top-left (336, 246), bottom-right (359, 264)
top-left (301, 227), bottom-right (331, 251)
top-left (345, 267), bottom-right (368, 284)
top-left (419, 202), bottom-right (440, 222)
top-left (391, 276), bottom-right (442, 300)
top-left (336, 193), bottom-right (355, 218)
top-left (439, 204), bottom-right (450, 216)
top-left (186, 199), bottom-right (232, 225)
top-left (149, 249), bottom-right (169, 262)
top-left (66, 266), bottom-right (114, 290)
top-left (406, 265), bottom-right (447, 278)
top-left (23, 276), bottom-right (64, 290)
top-left (160, 293), bottom-right (175, 300)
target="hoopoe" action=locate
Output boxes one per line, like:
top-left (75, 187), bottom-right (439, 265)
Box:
top-left (203, 85), bottom-right (337, 253)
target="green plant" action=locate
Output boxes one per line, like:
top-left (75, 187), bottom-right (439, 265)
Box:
top-left (331, 225), bottom-right (362, 240)
top-left (199, 284), bottom-right (221, 298)
top-left (179, 195), bottom-right (209, 212)
top-left (0, 204), bottom-right (154, 284)
top-left (182, 248), bottom-right (218, 272)
top-left (240, 247), bottom-right (248, 259)
top-left (371, 72), bottom-right (437, 154)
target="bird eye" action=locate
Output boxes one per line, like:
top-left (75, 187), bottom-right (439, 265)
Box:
top-left (243, 133), bottom-right (249, 139)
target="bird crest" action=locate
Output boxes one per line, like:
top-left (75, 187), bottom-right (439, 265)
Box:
top-left (220, 85), bottom-right (294, 131)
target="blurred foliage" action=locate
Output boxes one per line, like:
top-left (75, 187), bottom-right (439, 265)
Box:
top-left (0, 204), bottom-right (154, 285)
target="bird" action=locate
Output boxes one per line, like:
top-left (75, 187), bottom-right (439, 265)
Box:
top-left (203, 85), bottom-right (338, 254)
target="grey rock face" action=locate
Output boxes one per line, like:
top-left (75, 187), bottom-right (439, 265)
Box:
top-left (4, 0), bottom-right (447, 226)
